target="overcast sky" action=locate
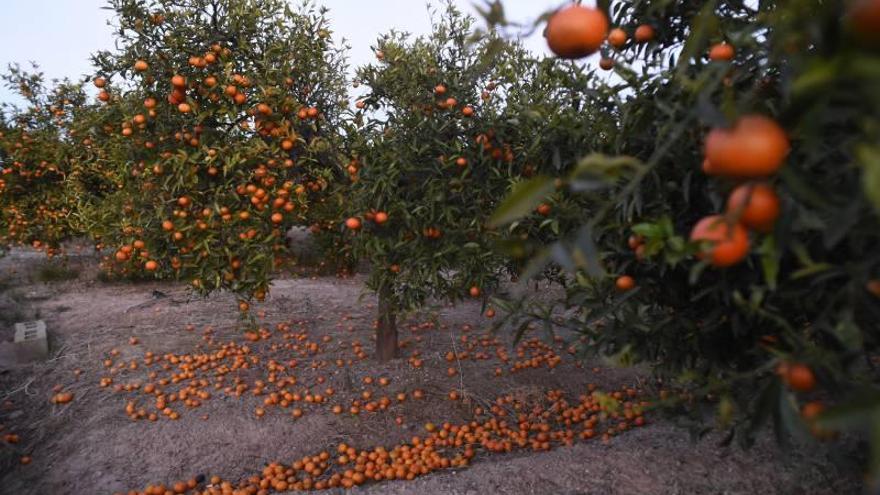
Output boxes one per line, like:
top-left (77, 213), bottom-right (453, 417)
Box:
top-left (0, 0), bottom-right (582, 105)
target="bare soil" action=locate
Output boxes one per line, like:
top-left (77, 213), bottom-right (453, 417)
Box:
top-left (0, 249), bottom-right (865, 494)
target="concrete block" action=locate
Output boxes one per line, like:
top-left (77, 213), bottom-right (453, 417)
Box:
top-left (13, 320), bottom-right (48, 362)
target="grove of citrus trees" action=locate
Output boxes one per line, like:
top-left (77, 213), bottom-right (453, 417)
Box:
top-left (1, 0), bottom-right (879, 480)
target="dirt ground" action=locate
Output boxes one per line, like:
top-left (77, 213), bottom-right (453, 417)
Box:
top-left (0, 248), bottom-right (866, 494)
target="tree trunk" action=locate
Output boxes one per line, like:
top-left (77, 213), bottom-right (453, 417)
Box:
top-left (376, 285), bottom-right (398, 362)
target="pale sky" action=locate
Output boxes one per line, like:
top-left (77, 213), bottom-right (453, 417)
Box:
top-left (0, 0), bottom-right (580, 105)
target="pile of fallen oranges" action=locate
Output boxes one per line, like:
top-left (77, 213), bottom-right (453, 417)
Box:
top-left (94, 314), bottom-right (590, 425)
top-left (84, 309), bottom-right (652, 494)
top-left (116, 385), bottom-right (647, 494)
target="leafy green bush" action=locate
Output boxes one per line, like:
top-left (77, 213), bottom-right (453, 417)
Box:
top-left (490, 0), bottom-right (880, 475)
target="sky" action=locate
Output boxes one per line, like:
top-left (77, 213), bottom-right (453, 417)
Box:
top-left (0, 0), bottom-right (574, 106)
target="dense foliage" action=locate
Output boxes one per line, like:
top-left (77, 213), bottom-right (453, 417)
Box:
top-left (488, 0), bottom-right (880, 472)
top-left (69, 0), bottom-right (349, 301)
top-left (0, 67), bottom-right (89, 257)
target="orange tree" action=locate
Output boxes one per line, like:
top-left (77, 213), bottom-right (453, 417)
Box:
top-left (489, 0), bottom-right (880, 468)
top-left (346, 4), bottom-right (595, 360)
top-left (69, 0), bottom-right (349, 304)
top-left (0, 65), bottom-right (88, 257)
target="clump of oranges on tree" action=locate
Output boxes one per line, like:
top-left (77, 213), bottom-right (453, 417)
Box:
top-left (68, 0), bottom-right (348, 303)
top-left (0, 66), bottom-right (87, 257)
top-left (489, 0), bottom-right (880, 468)
top-left (346, 4), bottom-right (606, 361)
top-left (345, 5), bottom-right (536, 361)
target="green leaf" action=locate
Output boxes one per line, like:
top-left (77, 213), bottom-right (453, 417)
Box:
top-left (833, 312), bottom-right (863, 351)
top-left (632, 222), bottom-right (664, 238)
top-left (817, 389), bottom-right (880, 429)
top-left (569, 153), bottom-right (643, 191)
top-left (791, 60), bottom-right (838, 98)
top-left (488, 176), bottom-right (553, 227)
top-left (759, 235), bottom-right (779, 290)
top-left (856, 144), bottom-right (880, 214)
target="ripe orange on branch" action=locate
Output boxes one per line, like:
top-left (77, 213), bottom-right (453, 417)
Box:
top-left (726, 183), bottom-right (780, 233)
top-left (780, 362), bottom-right (816, 392)
top-left (607, 28), bottom-right (627, 48)
top-left (615, 275), bottom-right (635, 291)
top-left (634, 24), bottom-right (655, 43)
top-left (709, 43), bottom-right (735, 61)
top-left (345, 217), bottom-right (361, 230)
top-left (847, 0), bottom-right (880, 42)
top-left (704, 115), bottom-right (789, 177)
top-left (689, 215), bottom-right (750, 267)
top-left (546, 5), bottom-right (609, 59)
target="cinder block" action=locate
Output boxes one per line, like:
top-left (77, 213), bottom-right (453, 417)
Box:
top-left (13, 320), bottom-right (48, 362)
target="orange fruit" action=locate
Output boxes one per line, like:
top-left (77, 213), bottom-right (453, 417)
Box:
top-left (689, 215), bottom-right (750, 267)
top-left (847, 0), bottom-right (880, 42)
top-left (171, 74), bottom-right (186, 88)
top-left (726, 183), bottom-right (780, 233)
top-left (536, 203), bottom-right (551, 216)
top-left (434, 84), bottom-right (446, 95)
top-left (867, 280), bottom-right (880, 298)
top-left (627, 235), bottom-right (643, 249)
top-left (546, 5), bottom-right (609, 59)
top-left (462, 105), bottom-right (475, 117)
top-left (345, 217), bottom-right (361, 230)
top-left (374, 212), bottom-right (388, 224)
top-left (469, 286), bottom-right (481, 298)
top-left (634, 24), bottom-right (655, 43)
top-left (704, 115), bottom-right (789, 177)
top-left (801, 401), bottom-right (824, 420)
top-left (94, 77), bottom-right (107, 88)
top-left (599, 58), bottom-right (614, 70)
top-left (144, 260), bottom-right (158, 271)
top-left (783, 363), bottom-right (816, 392)
top-left (708, 42), bottom-right (735, 61)
top-left (615, 275), bottom-right (635, 291)
top-left (701, 158), bottom-right (716, 175)
top-left (177, 102), bottom-right (192, 113)
top-left (134, 60), bottom-right (149, 71)
top-left (607, 28), bottom-right (627, 48)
